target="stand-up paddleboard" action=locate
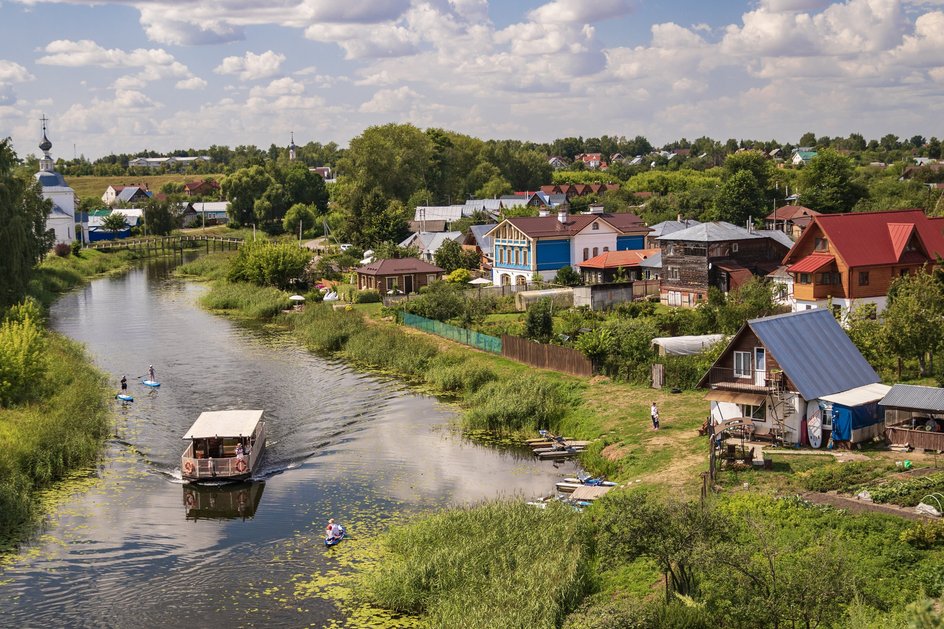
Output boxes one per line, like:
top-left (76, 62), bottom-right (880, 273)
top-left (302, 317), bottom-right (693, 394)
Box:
top-left (142, 380), bottom-right (161, 388)
top-left (116, 393), bottom-right (134, 402)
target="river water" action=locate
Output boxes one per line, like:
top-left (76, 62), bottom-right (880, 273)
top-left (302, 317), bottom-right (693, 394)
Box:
top-left (0, 258), bottom-right (575, 627)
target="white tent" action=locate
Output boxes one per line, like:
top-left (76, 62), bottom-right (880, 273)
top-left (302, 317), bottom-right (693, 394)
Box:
top-left (652, 334), bottom-right (725, 356)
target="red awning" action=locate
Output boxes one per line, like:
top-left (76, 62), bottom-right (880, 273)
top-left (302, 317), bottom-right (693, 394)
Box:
top-left (787, 254), bottom-right (835, 273)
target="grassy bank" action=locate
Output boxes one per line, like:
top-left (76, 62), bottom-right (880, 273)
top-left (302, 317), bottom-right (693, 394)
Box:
top-left (28, 248), bottom-right (146, 306)
top-left (0, 329), bottom-right (111, 552)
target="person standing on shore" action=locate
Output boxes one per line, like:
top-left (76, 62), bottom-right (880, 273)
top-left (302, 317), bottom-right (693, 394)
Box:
top-left (651, 402), bottom-right (660, 430)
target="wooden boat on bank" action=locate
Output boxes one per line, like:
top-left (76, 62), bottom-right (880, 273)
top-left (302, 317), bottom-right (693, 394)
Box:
top-left (181, 410), bottom-right (266, 482)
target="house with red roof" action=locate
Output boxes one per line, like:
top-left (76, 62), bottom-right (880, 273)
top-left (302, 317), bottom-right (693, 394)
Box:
top-left (484, 206), bottom-right (650, 285)
top-left (183, 179), bottom-right (221, 198)
top-left (576, 248), bottom-right (660, 284)
top-left (782, 209), bottom-right (944, 316)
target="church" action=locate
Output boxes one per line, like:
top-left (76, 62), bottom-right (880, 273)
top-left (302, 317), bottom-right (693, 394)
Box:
top-left (34, 116), bottom-right (84, 244)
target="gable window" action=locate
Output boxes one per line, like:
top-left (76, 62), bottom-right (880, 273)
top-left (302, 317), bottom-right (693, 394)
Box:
top-left (592, 222), bottom-right (599, 230)
top-left (859, 271), bottom-right (869, 286)
top-left (814, 237), bottom-right (828, 251)
top-left (583, 248), bottom-right (589, 261)
top-left (733, 351), bottom-right (751, 378)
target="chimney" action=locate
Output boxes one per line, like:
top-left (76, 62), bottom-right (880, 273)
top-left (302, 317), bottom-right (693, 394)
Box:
top-left (557, 208), bottom-right (569, 224)
top-left (539, 209), bottom-right (550, 218)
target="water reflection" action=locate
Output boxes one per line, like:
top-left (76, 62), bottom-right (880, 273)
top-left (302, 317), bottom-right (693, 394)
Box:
top-left (183, 482), bottom-right (265, 521)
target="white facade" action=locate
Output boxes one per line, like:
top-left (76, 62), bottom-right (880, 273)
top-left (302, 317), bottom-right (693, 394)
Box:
top-left (34, 123), bottom-right (80, 245)
top-left (710, 392), bottom-right (806, 444)
top-left (793, 295), bottom-right (888, 321)
top-left (570, 219), bottom-right (620, 266)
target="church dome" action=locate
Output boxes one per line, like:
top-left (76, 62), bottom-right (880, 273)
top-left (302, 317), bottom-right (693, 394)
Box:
top-left (39, 133), bottom-right (52, 152)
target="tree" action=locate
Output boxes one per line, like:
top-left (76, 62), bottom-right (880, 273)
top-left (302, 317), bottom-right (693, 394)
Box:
top-left (709, 170), bottom-right (764, 225)
top-left (0, 140), bottom-right (54, 308)
top-left (102, 212), bottom-right (129, 232)
top-left (799, 149), bottom-right (865, 214)
top-left (337, 123), bottom-right (430, 204)
top-left (143, 198), bottom-right (178, 236)
top-left (228, 240), bottom-right (312, 289)
top-left (799, 131), bottom-right (817, 147)
top-left (278, 162), bottom-right (329, 214)
top-left (554, 265), bottom-right (582, 286)
top-left (222, 165), bottom-right (272, 226)
top-left (722, 150), bottom-right (772, 192)
top-left (883, 270), bottom-right (944, 375)
top-left (373, 241), bottom-right (420, 260)
top-left (283, 203), bottom-right (318, 236)
top-left (524, 298), bottom-right (554, 343)
top-left (433, 238), bottom-right (477, 274)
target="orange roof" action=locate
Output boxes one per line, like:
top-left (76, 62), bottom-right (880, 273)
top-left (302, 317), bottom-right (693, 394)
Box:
top-left (787, 253), bottom-right (835, 273)
top-left (577, 248), bottom-right (660, 269)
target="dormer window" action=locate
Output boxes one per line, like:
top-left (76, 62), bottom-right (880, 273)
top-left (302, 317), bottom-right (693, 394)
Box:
top-left (814, 237), bottom-right (828, 251)
top-left (592, 222), bottom-right (599, 230)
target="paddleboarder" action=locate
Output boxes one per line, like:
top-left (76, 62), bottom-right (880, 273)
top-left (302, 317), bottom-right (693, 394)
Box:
top-left (120, 375), bottom-right (127, 391)
top-left (147, 365), bottom-right (156, 382)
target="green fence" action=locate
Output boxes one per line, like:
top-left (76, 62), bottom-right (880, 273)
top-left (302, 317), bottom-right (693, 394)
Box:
top-left (399, 312), bottom-right (502, 354)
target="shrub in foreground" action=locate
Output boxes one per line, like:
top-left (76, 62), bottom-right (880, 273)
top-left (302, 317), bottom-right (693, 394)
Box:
top-left (364, 501), bottom-right (594, 629)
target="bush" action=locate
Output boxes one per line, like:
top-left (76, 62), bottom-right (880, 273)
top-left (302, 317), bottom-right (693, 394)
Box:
top-left (353, 289), bottom-right (381, 304)
top-left (227, 240), bottom-right (312, 289)
top-left (424, 354), bottom-right (497, 394)
top-left (291, 304), bottom-right (363, 352)
top-left (900, 520), bottom-right (944, 550)
top-left (70, 240), bottom-right (82, 256)
top-left (401, 282), bottom-right (466, 321)
top-left (0, 313), bottom-right (47, 407)
top-left (364, 501), bottom-right (594, 629)
top-left (53, 242), bottom-right (71, 257)
top-left (342, 325), bottom-right (437, 377)
top-left (465, 376), bottom-right (570, 433)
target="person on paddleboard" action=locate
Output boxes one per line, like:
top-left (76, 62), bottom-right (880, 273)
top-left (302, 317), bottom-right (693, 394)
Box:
top-left (147, 365), bottom-right (155, 381)
top-left (120, 375), bottom-right (127, 391)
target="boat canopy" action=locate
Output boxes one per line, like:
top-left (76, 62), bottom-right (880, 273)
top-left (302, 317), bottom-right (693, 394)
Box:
top-left (183, 410), bottom-right (264, 440)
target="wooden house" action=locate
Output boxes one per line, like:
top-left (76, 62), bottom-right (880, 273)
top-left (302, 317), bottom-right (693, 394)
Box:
top-left (764, 205), bottom-right (820, 240)
top-left (699, 309), bottom-right (882, 446)
top-left (355, 258), bottom-right (443, 294)
top-left (782, 209), bottom-right (944, 317)
top-left (657, 222), bottom-right (792, 307)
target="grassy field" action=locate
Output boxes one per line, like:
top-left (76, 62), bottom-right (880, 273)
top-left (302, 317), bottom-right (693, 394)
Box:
top-left (66, 173), bottom-right (225, 200)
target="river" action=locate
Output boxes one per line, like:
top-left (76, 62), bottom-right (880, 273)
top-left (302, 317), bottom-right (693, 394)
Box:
top-left (0, 258), bottom-right (575, 627)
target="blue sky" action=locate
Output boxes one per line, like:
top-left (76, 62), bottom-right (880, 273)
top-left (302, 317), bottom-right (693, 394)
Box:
top-left (1, 0), bottom-right (942, 159)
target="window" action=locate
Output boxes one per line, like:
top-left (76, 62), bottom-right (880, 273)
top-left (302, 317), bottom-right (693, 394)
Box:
top-left (741, 404), bottom-right (766, 422)
top-left (731, 243), bottom-right (739, 253)
top-left (514, 248), bottom-right (519, 265)
top-left (386, 277), bottom-right (396, 291)
top-left (603, 246), bottom-right (609, 252)
top-left (498, 248), bottom-right (504, 264)
top-left (427, 274), bottom-right (438, 284)
top-left (859, 271), bottom-right (869, 286)
top-left (592, 222), bottom-right (599, 230)
top-left (583, 248), bottom-right (589, 261)
top-left (814, 237), bottom-right (828, 251)
top-left (668, 267), bottom-right (680, 280)
top-left (733, 351), bottom-right (751, 378)
top-left (593, 247), bottom-right (599, 257)
top-left (798, 273), bottom-right (811, 284)
top-left (818, 272), bottom-right (840, 285)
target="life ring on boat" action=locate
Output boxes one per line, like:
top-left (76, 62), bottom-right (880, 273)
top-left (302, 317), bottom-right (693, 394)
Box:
top-left (235, 459), bottom-right (248, 473)
top-left (184, 491), bottom-right (195, 507)
top-left (183, 461), bottom-right (196, 476)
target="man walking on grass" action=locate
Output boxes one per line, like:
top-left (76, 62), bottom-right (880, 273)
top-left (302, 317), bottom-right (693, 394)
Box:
top-left (651, 401), bottom-right (660, 430)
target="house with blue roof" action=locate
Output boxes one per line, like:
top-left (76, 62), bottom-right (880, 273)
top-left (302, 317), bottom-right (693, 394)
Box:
top-left (699, 309), bottom-right (884, 446)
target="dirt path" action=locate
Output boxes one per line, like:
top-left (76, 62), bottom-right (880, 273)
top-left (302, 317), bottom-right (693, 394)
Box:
top-left (799, 491), bottom-right (935, 521)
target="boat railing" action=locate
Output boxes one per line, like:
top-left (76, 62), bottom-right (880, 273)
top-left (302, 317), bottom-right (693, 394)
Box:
top-left (181, 422), bottom-right (265, 479)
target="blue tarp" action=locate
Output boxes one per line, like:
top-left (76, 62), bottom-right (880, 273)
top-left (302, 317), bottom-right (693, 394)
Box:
top-left (827, 401), bottom-right (882, 441)
top-left (89, 228), bottom-right (131, 242)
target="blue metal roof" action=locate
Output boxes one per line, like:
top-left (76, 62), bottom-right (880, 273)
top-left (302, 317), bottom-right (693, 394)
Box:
top-left (469, 223), bottom-right (494, 252)
top-left (749, 309), bottom-right (879, 401)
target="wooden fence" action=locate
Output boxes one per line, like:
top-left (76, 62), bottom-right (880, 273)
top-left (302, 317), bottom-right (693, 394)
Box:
top-left (501, 334), bottom-right (594, 377)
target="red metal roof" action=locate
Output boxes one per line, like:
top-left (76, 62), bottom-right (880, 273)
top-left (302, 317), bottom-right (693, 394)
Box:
top-left (805, 210), bottom-right (944, 268)
top-left (787, 253), bottom-right (835, 273)
top-left (504, 212), bottom-right (648, 238)
top-left (577, 248), bottom-right (660, 270)
top-left (715, 263), bottom-right (755, 290)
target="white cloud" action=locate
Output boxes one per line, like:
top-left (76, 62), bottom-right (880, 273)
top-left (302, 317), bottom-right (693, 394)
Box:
top-left (359, 85), bottom-right (420, 113)
top-left (0, 60), bottom-right (35, 83)
top-left (304, 22), bottom-right (418, 59)
top-left (249, 77), bottom-right (304, 98)
top-left (175, 77), bottom-right (207, 90)
top-left (527, 0), bottom-right (637, 24)
top-left (38, 39), bottom-right (190, 77)
top-left (215, 50), bottom-right (286, 80)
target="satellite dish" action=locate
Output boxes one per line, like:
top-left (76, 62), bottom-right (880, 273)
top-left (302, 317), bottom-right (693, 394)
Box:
top-left (808, 409), bottom-right (822, 449)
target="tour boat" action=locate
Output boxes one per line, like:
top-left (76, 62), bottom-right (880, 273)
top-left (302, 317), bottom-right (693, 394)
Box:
top-left (180, 410), bottom-right (266, 482)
